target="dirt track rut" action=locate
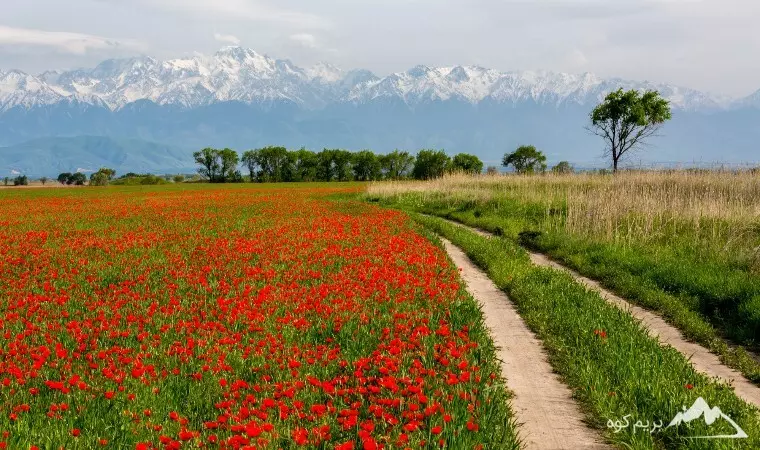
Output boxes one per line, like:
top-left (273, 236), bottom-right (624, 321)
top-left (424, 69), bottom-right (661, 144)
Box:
top-left (440, 217), bottom-right (760, 409)
top-left (441, 238), bottom-right (609, 449)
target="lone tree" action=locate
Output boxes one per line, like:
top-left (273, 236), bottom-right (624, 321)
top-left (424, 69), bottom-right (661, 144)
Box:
top-left (502, 145), bottom-right (547, 174)
top-left (589, 88), bottom-right (672, 172)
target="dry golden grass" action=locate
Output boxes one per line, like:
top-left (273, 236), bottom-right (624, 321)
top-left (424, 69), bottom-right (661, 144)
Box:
top-left (369, 170), bottom-right (760, 263)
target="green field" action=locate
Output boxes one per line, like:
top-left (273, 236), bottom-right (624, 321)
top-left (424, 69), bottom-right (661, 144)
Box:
top-left (369, 171), bottom-right (760, 384)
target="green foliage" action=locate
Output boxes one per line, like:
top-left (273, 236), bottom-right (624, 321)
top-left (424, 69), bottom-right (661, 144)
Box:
top-left (486, 166), bottom-right (499, 175)
top-left (39, 177), bottom-right (48, 185)
top-left (193, 148), bottom-right (219, 182)
top-left (89, 167), bottom-right (116, 186)
top-left (291, 148), bottom-right (319, 182)
top-left (502, 145), bottom-right (547, 174)
top-left (193, 148), bottom-right (240, 183)
top-left (551, 161), bottom-right (574, 174)
top-left (450, 153), bottom-right (484, 175)
top-left (89, 172), bottom-right (109, 186)
top-left (12, 175), bottom-right (28, 186)
top-left (241, 149), bottom-right (259, 182)
top-left (172, 175), bottom-right (185, 183)
top-left (217, 148), bottom-right (239, 183)
top-left (2, 177), bottom-right (8, 186)
top-left (317, 149), bottom-right (354, 182)
top-left (110, 175), bottom-right (168, 185)
top-left (380, 150), bottom-right (415, 180)
top-left (57, 172), bottom-right (86, 185)
top-left (352, 150), bottom-right (382, 181)
top-left (413, 149), bottom-right (450, 180)
top-left (140, 174), bottom-right (164, 185)
top-left (242, 146), bottom-right (291, 182)
top-left (590, 89), bottom-right (672, 172)
top-left (194, 147), bottom-right (477, 183)
top-left (71, 173), bottom-right (86, 185)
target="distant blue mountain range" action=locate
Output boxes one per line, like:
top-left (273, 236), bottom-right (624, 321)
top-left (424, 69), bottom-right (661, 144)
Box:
top-left (1, 47), bottom-right (758, 176)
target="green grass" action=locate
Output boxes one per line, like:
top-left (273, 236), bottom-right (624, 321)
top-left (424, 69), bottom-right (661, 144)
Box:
top-left (375, 194), bottom-right (760, 386)
top-left (414, 213), bottom-right (760, 449)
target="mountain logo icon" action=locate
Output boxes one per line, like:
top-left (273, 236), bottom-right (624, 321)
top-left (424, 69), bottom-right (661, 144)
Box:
top-left (666, 397), bottom-right (748, 439)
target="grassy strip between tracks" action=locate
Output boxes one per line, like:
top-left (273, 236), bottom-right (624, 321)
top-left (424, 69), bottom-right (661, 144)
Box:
top-left (414, 206), bottom-right (760, 387)
top-left (414, 213), bottom-right (760, 450)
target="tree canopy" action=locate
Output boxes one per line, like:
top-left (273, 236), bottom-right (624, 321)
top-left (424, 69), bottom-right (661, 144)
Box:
top-left (90, 167), bottom-right (117, 186)
top-left (57, 172), bottom-right (87, 185)
top-left (380, 151), bottom-right (415, 180)
top-left (589, 88), bottom-right (672, 172)
top-left (413, 150), bottom-right (451, 180)
top-left (193, 148), bottom-right (241, 182)
top-left (193, 147), bottom-right (487, 182)
top-left (551, 161), bottom-right (573, 174)
top-left (502, 146), bottom-right (547, 174)
top-left (450, 153), bottom-right (484, 175)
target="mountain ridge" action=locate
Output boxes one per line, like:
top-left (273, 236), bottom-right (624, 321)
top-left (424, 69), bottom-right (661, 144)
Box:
top-left (2, 46), bottom-right (759, 176)
top-left (1, 46), bottom-right (752, 113)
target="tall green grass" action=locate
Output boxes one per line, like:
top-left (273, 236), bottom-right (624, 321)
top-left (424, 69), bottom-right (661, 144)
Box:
top-left (399, 202), bottom-right (760, 385)
top-left (416, 213), bottom-right (760, 449)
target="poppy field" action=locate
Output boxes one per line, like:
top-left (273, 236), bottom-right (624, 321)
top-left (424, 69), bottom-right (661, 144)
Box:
top-left (0, 185), bottom-right (516, 449)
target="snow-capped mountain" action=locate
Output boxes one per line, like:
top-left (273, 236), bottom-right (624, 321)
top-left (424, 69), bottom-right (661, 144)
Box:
top-left (0, 46), bottom-right (750, 113)
top-left (2, 46), bottom-right (760, 176)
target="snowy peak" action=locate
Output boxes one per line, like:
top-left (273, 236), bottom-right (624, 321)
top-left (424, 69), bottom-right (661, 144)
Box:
top-left (0, 70), bottom-right (66, 110)
top-left (213, 46), bottom-right (277, 76)
top-left (306, 62), bottom-right (343, 83)
top-left (0, 46), bottom-right (755, 112)
top-left (736, 88), bottom-right (760, 109)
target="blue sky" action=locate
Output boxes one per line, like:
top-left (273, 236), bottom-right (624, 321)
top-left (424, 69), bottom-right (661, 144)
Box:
top-left (1, 0), bottom-right (758, 97)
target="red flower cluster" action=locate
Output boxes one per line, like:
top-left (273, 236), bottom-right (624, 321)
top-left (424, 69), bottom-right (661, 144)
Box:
top-left (0, 187), bottom-right (498, 448)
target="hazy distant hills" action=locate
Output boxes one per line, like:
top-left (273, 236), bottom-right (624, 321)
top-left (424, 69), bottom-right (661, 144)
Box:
top-left (1, 46), bottom-right (759, 176)
top-left (0, 136), bottom-right (193, 176)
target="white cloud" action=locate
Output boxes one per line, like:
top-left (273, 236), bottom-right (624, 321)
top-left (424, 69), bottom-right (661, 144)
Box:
top-left (565, 48), bottom-right (589, 68)
top-left (289, 33), bottom-right (317, 49)
top-left (139, 0), bottom-right (329, 29)
top-left (214, 33), bottom-right (240, 45)
top-left (0, 25), bottom-right (143, 55)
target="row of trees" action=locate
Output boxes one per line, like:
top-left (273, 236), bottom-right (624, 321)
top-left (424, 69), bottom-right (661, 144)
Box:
top-left (57, 172), bottom-right (88, 185)
top-left (55, 169), bottom-right (181, 186)
top-left (192, 88), bottom-right (672, 181)
top-left (7, 87), bottom-right (673, 186)
top-left (193, 147), bottom-right (485, 183)
top-left (2, 176), bottom-right (30, 186)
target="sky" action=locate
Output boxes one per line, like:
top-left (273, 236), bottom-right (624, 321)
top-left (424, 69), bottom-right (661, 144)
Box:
top-left (0, 0), bottom-right (758, 98)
